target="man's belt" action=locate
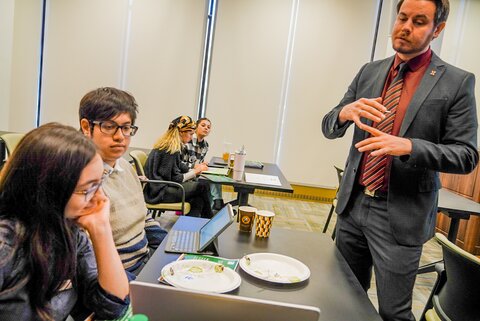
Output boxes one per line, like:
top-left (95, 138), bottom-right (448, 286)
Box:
top-left (363, 187), bottom-right (388, 199)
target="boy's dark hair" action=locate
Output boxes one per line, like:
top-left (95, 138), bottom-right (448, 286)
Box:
top-left (79, 87), bottom-right (138, 124)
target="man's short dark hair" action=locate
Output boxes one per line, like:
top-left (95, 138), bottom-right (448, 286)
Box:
top-left (79, 87), bottom-right (138, 124)
top-left (396, 0), bottom-right (449, 26)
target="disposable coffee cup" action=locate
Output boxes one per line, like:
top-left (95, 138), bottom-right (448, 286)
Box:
top-left (238, 206), bottom-right (257, 233)
top-left (255, 210), bottom-right (275, 238)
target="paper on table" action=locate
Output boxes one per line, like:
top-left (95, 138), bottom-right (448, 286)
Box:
top-left (244, 173), bottom-right (281, 186)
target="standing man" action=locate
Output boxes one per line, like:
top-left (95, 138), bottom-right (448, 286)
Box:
top-left (322, 1), bottom-right (478, 320)
top-left (79, 87), bottom-right (168, 278)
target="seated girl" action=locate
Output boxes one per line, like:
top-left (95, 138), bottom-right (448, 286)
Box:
top-left (0, 123), bottom-right (129, 320)
top-left (143, 116), bottom-right (213, 218)
top-left (181, 117), bottom-right (225, 210)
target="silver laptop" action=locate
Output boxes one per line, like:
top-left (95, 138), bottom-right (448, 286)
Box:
top-left (130, 281), bottom-right (320, 321)
top-left (164, 204), bottom-right (234, 254)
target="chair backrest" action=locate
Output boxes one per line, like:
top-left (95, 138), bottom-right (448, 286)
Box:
top-left (322, 166), bottom-right (344, 239)
top-left (433, 233), bottom-right (480, 321)
top-left (0, 133), bottom-right (25, 156)
top-left (128, 149), bottom-right (190, 215)
top-left (334, 165), bottom-right (344, 185)
top-left (129, 150), bottom-right (148, 176)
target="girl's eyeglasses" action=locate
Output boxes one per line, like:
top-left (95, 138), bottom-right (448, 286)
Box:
top-left (73, 177), bottom-right (105, 202)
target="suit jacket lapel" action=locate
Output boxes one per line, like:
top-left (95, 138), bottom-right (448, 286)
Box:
top-left (399, 53), bottom-right (445, 136)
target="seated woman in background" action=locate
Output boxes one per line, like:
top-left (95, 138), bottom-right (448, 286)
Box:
top-left (144, 116), bottom-right (213, 218)
top-left (181, 117), bottom-right (225, 210)
top-left (0, 123), bottom-right (129, 320)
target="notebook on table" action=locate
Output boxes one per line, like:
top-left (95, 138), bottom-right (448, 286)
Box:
top-left (202, 167), bottom-right (230, 176)
top-left (130, 281), bottom-right (321, 321)
top-left (164, 204), bottom-right (234, 254)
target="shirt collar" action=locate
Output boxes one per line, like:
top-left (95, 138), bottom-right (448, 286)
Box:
top-left (394, 47), bottom-right (432, 72)
top-left (103, 159), bottom-right (124, 176)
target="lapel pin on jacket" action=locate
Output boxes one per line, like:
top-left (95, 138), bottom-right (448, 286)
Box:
top-left (430, 70), bottom-right (436, 76)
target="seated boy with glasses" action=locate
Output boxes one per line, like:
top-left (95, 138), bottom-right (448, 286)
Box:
top-left (79, 87), bottom-right (167, 278)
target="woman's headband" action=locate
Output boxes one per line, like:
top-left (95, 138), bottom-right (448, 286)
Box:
top-left (169, 116), bottom-right (196, 132)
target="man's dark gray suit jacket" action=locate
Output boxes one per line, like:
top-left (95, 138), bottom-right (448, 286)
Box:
top-left (322, 52), bottom-right (478, 246)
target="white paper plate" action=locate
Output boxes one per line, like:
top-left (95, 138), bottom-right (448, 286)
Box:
top-left (160, 259), bottom-right (241, 293)
top-left (239, 253), bottom-right (310, 284)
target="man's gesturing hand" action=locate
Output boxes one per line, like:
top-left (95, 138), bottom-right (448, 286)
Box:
top-left (355, 124), bottom-right (412, 157)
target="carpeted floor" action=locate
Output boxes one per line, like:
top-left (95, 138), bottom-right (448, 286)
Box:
top-left (157, 191), bottom-right (442, 320)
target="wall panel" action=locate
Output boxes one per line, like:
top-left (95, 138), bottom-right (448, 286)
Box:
top-left (126, 0), bottom-right (206, 148)
top-left (40, 0), bottom-right (206, 150)
top-left (0, 0), bottom-right (15, 130)
top-left (440, 0), bottom-right (480, 141)
top-left (40, 0), bottom-right (128, 128)
top-left (279, 0), bottom-right (378, 186)
top-left (6, 0), bottom-right (43, 132)
top-left (206, 0), bottom-right (292, 163)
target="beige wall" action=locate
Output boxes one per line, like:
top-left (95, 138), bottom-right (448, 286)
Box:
top-left (40, 0), bottom-right (128, 128)
top-left (4, 0), bottom-right (43, 132)
top-left (440, 0), bottom-right (480, 137)
top-left (125, 0), bottom-right (206, 148)
top-left (206, 0), bottom-right (292, 164)
top-left (278, 0), bottom-right (377, 186)
top-left (0, 0), bottom-right (15, 130)
top-left (39, 0), bottom-right (205, 149)
top-left (206, 0), bottom-right (378, 187)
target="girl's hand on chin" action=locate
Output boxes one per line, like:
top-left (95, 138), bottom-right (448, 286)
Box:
top-left (75, 195), bottom-right (111, 232)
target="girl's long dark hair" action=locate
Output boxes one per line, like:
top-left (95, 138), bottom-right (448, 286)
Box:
top-left (0, 123), bottom-right (97, 320)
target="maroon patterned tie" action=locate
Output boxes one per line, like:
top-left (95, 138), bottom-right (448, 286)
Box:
top-left (361, 62), bottom-right (407, 191)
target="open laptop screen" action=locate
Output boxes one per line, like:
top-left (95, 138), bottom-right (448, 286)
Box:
top-left (199, 204), bottom-right (234, 250)
top-left (130, 281), bottom-right (321, 321)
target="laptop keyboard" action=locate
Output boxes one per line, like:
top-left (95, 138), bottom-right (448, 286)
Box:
top-left (166, 230), bottom-right (198, 252)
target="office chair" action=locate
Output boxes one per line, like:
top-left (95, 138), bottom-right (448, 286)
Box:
top-left (0, 133), bottom-right (25, 157)
top-left (129, 150), bottom-right (190, 217)
top-left (322, 166), bottom-right (344, 240)
top-left (421, 232), bottom-right (480, 321)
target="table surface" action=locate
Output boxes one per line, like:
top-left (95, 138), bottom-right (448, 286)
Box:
top-left (138, 216), bottom-right (382, 321)
top-left (207, 156), bottom-right (293, 194)
top-left (438, 188), bottom-right (480, 216)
